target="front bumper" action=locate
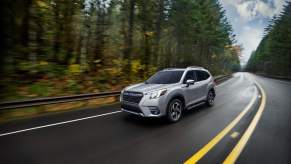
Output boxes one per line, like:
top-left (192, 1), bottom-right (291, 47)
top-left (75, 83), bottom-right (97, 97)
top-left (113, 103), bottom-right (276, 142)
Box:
top-left (120, 90), bottom-right (168, 117)
top-left (121, 101), bottom-right (163, 117)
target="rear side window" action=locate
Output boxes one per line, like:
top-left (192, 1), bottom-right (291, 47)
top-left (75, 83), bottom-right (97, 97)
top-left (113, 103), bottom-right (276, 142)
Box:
top-left (183, 70), bottom-right (195, 83)
top-left (196, 70), bottom-right (210, 81)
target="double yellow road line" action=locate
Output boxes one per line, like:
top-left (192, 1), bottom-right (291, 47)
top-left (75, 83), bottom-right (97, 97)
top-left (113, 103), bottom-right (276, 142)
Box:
top-left (184, 81), bottom-right (267, 164)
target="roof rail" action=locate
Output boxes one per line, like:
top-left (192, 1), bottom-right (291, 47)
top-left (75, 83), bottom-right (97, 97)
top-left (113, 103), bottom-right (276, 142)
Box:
top-left (186, 66), bottom-right (204, 69)
top-left (162, 68), bottom-right (184, 70)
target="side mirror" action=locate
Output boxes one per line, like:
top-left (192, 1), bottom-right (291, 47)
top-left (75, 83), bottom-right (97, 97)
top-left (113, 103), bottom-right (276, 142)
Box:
top-left (186, 79), bottom-right (195, 86)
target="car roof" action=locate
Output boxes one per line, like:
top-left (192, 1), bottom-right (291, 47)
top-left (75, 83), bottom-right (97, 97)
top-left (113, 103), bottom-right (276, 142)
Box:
top-left (162, 66), bottom-right (207, 71)
top-left (162, 68), bottom-right (186, 71)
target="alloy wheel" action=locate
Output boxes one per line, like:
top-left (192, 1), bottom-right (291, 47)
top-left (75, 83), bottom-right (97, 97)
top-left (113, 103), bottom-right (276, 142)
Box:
top-left (170, 101), bottom-right (182, 121)
top-left (208, 91), bottom-right (215, 105)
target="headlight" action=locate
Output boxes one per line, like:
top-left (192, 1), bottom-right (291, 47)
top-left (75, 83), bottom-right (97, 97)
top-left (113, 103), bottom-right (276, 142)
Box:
top-left (149, 89), bottom-right (167, 99)
top-left (120, 89), bottom-right (124, 101)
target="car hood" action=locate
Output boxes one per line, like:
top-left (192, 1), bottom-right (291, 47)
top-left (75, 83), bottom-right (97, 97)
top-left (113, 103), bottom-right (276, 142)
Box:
top-left (125, 83), bottom-right (178, 93)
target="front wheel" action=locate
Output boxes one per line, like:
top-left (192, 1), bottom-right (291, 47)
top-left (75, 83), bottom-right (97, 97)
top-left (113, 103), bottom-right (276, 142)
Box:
top-left (166, 99), bottom-right (183, 123)
top-left (206, 90), bottom-right (215, 106)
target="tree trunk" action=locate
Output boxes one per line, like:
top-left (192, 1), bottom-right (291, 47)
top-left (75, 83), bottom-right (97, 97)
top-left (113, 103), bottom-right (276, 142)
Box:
top-left (20, 0), bottom-right (32, 59)
top-left (141, 0), bottom-right (151, 77)
top-left (76, 30), bottom-right (83, 64)
top-left (154, 0), bottom-right (164, 67)
top-left (64, 1), bottom-right (75, 65)
top-left (35, 16), bottom-right (44, 60)
top-left (199, 41), bottom-right (204, 66)
top-left (84, 2), bottom-right (94, 68)
top-left (122, 0), bottom-right (136, 77)
top-left (53, 2), bottom-right (62, 63)
top-left (94, 0), bottom-right (104, 66)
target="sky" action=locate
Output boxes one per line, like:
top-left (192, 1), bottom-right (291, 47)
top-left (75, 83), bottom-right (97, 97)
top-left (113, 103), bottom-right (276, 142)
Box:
top-left (219, 0), bottom-right (290, 66)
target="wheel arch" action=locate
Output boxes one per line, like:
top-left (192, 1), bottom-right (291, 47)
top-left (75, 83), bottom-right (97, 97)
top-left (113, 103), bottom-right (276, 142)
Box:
top-left (168, 94), bottom-right (185, 108)
top-left (209, 87), bottom-right (216, 97)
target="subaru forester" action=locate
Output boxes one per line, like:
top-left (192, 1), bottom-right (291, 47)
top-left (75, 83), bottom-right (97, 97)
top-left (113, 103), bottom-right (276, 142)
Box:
top-left (120, 66), bottom-right (216, 122)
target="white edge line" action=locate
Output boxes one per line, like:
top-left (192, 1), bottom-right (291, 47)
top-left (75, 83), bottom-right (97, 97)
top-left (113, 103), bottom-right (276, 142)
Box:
top-left (0, 111), bottom-right (122, 137)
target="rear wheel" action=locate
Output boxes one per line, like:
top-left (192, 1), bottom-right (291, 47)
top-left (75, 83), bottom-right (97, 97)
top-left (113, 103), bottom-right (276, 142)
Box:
top-left (206, 90), bottom-right (215, 106)
top-left (167, 99), bottom-right (183, 123)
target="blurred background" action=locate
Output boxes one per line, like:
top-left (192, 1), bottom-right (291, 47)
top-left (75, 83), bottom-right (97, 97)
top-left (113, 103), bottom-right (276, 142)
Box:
top-left (0, 0), bottom-right (241, 103)
top-left (0, 0), bottom-right (290, 121)
top-left (0, 1), bottom-right (290, 162)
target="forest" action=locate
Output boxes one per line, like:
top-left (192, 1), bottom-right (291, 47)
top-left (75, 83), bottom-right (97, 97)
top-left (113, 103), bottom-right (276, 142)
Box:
top-left (0, 0), bottom-right (241, 101)
top-left (246, 2), bottom-right (291, 77)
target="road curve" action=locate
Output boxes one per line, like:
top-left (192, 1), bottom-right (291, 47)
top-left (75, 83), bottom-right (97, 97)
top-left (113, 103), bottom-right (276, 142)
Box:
top-left (0, 72), bottom-right (290, 164)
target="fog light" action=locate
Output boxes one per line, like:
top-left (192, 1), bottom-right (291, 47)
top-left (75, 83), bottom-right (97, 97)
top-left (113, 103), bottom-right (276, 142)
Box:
top-left (149, 107), bottom-right (160, 115)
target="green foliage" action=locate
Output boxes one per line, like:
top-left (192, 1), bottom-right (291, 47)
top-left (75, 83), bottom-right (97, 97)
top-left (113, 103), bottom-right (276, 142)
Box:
top-left (0, 0), bottom-right (241, 101)
top-left (29, 83), bottom-right (49, 97)
top-left (18, 61), bottom-right (66, 78)
top-left (246, 2), bottom-right (291, 76)
top-left (168, 0), bottom-right (239, 70)
top-left (68, 64), bottom-right (82, 75)
top-left (66, 79), bottom-right (81, 93)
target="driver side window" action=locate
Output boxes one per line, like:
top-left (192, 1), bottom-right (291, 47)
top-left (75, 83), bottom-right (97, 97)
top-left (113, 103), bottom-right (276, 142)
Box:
top-left (183, 70), bottom-right (195, 83)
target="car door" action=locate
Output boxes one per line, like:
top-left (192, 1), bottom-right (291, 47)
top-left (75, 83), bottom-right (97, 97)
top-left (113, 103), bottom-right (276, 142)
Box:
top-left (195, 70), bottom-right (210, 101)
top-left (182, 70), bottom-right (200, 107)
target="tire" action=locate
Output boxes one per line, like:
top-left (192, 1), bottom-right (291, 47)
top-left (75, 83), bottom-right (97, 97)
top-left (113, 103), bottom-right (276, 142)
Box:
top-left (166, 99), bottom-right (183, 123)
top-left (206, 90), bottom-right (215, 106)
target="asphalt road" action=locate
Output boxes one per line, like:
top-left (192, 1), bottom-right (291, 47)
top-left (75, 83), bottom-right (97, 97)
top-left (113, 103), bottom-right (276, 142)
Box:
top-left (0, 72), bottom-right (290, 164)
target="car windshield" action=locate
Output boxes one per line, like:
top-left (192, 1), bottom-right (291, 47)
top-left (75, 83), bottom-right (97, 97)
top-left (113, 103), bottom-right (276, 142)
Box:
top-left (146, 70), bottom-right (184, 84)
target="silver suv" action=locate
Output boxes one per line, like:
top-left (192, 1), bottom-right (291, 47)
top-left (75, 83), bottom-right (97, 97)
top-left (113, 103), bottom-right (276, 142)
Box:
top-left (120, 66), bottom-right (216, 122)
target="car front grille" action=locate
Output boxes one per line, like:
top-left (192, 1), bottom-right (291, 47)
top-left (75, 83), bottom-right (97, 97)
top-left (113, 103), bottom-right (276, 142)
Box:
top-left (122, 91), bottom-right (143, 104)
top-left (121, 103), bottom-right (142, 113)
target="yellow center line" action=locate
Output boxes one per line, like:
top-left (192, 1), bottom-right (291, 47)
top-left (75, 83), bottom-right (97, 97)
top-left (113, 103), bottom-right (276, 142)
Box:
top-left (184, 85), bottom-right (258, 164)
top-left (223, 81), bottom-right (267, 164)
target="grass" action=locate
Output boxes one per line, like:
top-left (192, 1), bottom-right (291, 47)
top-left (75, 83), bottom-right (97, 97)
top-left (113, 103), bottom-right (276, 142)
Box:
top-left (29, 83), bottom-right (49, 97)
